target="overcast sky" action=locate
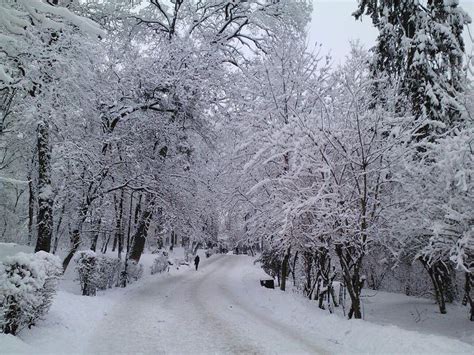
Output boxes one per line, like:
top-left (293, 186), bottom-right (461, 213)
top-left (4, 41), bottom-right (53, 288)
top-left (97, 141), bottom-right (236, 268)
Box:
top-left (309, 0), bottom-right (474, 65)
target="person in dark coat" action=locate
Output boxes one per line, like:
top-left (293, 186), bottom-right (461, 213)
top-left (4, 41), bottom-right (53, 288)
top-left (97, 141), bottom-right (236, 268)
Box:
top-left (194, 255), bottom-right (200, 271)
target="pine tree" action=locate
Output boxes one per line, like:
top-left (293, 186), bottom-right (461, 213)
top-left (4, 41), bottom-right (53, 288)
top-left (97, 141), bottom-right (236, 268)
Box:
top-left (354, 0), bottom-right (471, 131)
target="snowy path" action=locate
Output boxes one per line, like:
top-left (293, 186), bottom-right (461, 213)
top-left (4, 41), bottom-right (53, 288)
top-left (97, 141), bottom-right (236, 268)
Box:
top-left (3, 252), bottom-right (474, 354)
top-left (87, 255), bottom-right (328, 354)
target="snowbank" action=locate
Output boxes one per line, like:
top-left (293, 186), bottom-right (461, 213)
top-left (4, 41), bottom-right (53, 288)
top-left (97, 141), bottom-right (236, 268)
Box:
top-left (0, 334), bottom-right (34, 354)
top-left (238, 256), bottom-right (474, 354)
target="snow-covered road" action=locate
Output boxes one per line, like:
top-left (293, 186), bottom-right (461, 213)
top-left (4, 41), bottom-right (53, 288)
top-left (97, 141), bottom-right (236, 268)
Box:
top-left (88, 255), bottom-right (328, 354)
top-left (3, 252), bottom-right (473, 354)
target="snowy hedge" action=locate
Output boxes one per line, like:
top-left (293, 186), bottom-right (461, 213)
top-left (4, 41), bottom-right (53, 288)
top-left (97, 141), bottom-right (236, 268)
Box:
top-left (0, 252), bottom-right (62, 335)
top-left (75, 251), bottom-right (142, 296)
top-left (151, 252), bottom-right (169, 274)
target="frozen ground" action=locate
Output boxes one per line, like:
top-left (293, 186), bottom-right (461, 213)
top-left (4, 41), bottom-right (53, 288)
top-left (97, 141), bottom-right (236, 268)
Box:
top-left (361, 289), bottom-right (474, 345)
top-left (1, 247), bottom-right (473, 354)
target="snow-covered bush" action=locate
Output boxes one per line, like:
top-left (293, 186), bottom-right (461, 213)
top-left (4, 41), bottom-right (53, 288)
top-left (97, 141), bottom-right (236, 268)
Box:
top-left (0, 252), bottom-right (62, 335)
top-left (127, 261), bottom-right (143, 281)
top-left (151, 252), bottom-right (169, 275)
top-left (34, 252), bottom-right (63, 321)
top-left (76, 251), bottom-right (143, 294)
top-left (75, 251), bottom-right (99, 296)
top-left (96, 257), bottom-right (121, 290)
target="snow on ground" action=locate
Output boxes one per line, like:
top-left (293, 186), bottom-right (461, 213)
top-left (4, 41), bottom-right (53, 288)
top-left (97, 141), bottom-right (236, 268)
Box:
top-left (0, 334), bottom-right (34, 354)
top-left (361, 289), bottom-right (474, 345)
top-left (1, 247), bottom-right (473, 354)
top-left (0, 246), bottom-right (207, 354)
top-left (235, 257), bottom-right (474, 354)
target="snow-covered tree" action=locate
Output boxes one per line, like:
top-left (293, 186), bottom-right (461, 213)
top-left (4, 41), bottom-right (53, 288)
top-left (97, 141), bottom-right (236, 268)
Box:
top-left (354, 0), bottom-right (471, 131)
top-left (0, 0), bottom-right (104, 254)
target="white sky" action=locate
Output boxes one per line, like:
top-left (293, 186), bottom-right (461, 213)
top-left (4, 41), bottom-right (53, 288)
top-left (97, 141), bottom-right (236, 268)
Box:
top-left (309, 0), bottom-right (474, 65)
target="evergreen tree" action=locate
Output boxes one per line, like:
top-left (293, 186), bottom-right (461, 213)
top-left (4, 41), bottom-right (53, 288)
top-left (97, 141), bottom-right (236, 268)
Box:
top-left (354, 0), bottom-right (471, 131)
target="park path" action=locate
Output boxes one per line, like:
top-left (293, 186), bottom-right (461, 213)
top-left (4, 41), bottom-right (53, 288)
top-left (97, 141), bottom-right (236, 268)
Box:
top-left (87, 254), bottom-right (328, 354)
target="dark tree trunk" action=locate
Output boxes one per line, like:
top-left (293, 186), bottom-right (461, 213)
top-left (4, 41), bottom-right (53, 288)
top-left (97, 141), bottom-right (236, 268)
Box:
top-left (35, 120), bottom-right (53, 253)
top-left (463, 272), bottom-right (473, 321)
top-left (420, 258), bottom-right (449, 314)
top-left (62, 228), bottom-right (80, 271)
top-left (335, 244), bottom-right (364, 319)
top-left (280, 247), bottom-right (291, 291)
top-left (62, 204), bottom-right (88, 272)
top-left (101, 233), bottom-right (111, 254)
top-left (116, 190), bottom-right (125, 258)
top-left (171, 230), bottom-right (176, 248)
top-left (303, 252), bottom-right (313, 299)
top-left (52, 233), bottom-right (60, 254)
top-left (52, 202), bottom-right (66, 254)
top-left (317, 250), bottom-right (331, 310)
top-left (129, 194), bottom-right (154, 263)
top-left (27, 171), bottom-right (34, 246)
top-left (90, 218), bottom-right (101, 252)
top-left (111, 193), bottom-right (119, 252)
top-left (112, 233), bottom-right (118, 252)
top-left (291, 251), bottom-right (298, 285)
top-left (348, 296), bottom-right (362, 319)
top-left (134, 193), bottom-right (142, 225)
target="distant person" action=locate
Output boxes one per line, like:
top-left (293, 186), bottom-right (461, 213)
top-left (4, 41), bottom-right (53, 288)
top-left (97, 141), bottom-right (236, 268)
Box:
top-left (194, 255), bottom-right (200, 271)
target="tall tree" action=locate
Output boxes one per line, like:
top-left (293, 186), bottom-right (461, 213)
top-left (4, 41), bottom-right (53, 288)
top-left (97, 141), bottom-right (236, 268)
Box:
top-left (0, 0), bottom-right (103, 252)
top-left (354, 0), bottom-right (471, 131)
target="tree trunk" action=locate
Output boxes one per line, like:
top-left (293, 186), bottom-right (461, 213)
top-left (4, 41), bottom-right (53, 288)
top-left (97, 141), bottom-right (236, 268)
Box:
top-left (280, 247), bottom-right (291, 291)
top-left (463, 272), bottom-right (473, 321)
top-left (52, 202), bottom-right (66, 254)
top-left (35, 120), bottom-right (53, 253)
top-left (62, 228), bottom-right (80, 272)
top-left (420, 258), bottom-right (448, 314)
top-left (336, 244), bottom-right (364, 319)
top-left (128, 194), bottom-right (154, 263)
top-left (171, 230), bottom-right (176, 248)
top-left (111, 194), bottom-right (119, 252)
top-left (62, 203), bottom-right (88, 272)
top-left (27, 171), bottom-right (34, 246)
top-left (116, 190), bottom-right (125, 258)
top-left (303, 252), bottom-right (313, 299)
top-left (134, 193), bottom-right (142, 225)
top-left (111, 233), bottom-right (118, 252)
top-left (348, 295), bottom-right (362, 319)
top-left (90, 218), bottom-right (101, 252)
top-left (291, 251), bottom-right (298, 285)
top-left (432, 268), bottom-right (447, 314)
top-left (101, 233), bottom-right (111, 254)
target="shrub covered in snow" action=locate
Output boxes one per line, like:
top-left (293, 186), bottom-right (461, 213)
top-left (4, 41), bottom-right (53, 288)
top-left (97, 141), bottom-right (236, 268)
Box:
top-left (34, 252), bottom-right (63, 320)
top-left (96, 257), bottom-right (121, 290)
top-left (75, 251), bottom-right (99, 296)
top-left (0, 252), bottom-right (62, 335)
top-left (75, 251), bottom-right (142, 295)
top-left (151, 252), bottom-right (169, 275)
top-left (126, 261), bottom-right (143, 281)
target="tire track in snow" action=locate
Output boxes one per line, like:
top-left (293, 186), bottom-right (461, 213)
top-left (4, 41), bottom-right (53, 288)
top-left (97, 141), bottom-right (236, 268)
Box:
top-left (196, 256), bottom-right (330, 354)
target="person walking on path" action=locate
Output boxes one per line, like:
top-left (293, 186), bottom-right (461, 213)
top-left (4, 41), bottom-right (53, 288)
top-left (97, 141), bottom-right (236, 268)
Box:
top-left (194, 255), bottom-right (200, 271)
